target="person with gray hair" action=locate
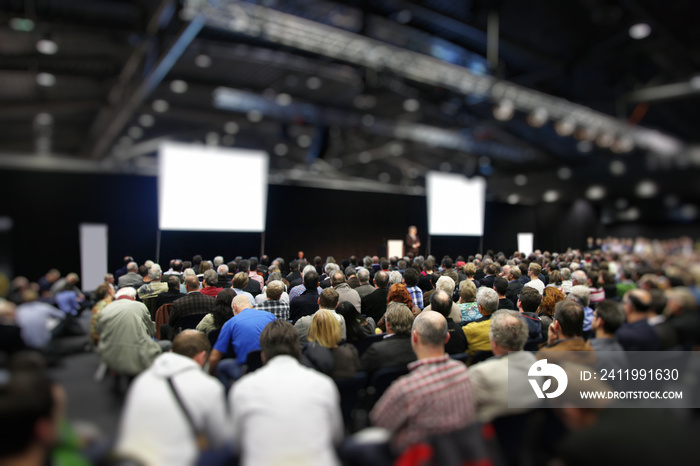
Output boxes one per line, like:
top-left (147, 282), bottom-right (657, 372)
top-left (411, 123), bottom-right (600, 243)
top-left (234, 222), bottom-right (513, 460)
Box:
top-left (423, 275), bottom-right (462, 322)
top-left (96, 285), bottom-right (170, 376)
top-left (255, 280), bottom-right (290, 320)
top-left (571, 269), bottom-right (588, 287)
top-left (360, 302), bottom-right (416, 374)
top-left (463, 287), bottom-right (500, 356)
top-left (468, 310), bottom-right (537, 422)
top-left (118, 262), bottom-right (144, 289)
top-left (569, 285), bottom-right (594, 336)
top-left (137, 267), bottom-right (168, 300)
top-left (200, 269), bottom-right (223, 298)
top-left (255, 272), bottom-right (290, 306)
top-left (560, 267), bottom-right (573, 294)
top-left (388, 270), bottom-right (403, 287)
top-left (216, 264), bottom-right (231, 289)
top-left (213, 256), bottom-right (224, 268)
top-left (321, 263), bottom-right (340, 289)
top-left (371, 310), bottom-right (475, 454)
top-left (355, 268), bottom-right (374, 299)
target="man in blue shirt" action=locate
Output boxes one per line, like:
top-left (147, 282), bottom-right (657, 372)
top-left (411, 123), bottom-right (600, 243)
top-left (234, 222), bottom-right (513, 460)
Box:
top-left (209, 295), bottom-right (276, 381)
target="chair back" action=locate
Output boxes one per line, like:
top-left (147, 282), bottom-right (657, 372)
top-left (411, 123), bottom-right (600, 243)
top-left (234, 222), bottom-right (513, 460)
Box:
top-left (245, 350), bottom-right (263, 373)
top-left (470, 350), bottom-right (494, 366)
top-left (177, 313), bottom-right (208, 333)
top-left (334, 371), bottom-right (368, 430)
top-left (154, 303), bottom-right (172, 340)
top-left (450, 352), bottom-right (470, 364)
top-left (143, 297), bottom-right (159, 321)
top-left (366, 365), bottom-right (409, 409)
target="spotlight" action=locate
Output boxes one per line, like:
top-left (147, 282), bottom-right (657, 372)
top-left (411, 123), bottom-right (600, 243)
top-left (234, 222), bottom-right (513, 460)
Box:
top-left (36, 72), bottom-right (56, 87)
top-left (403, 99), bottom-right (420, 112)
top-left (493, 99), bottom-right (515, 121)
top-left (629, 23), bottom-right (651, 40)
top-left (557, 167), bottom-right (572, 180)
top-left (170, 80), bottom-right (188, 94)
top-left (195, 54), bottom-right (212, 68)
top-left (527, 108), bottom-right (548, 127)
top-left (585, 185), bottom-right (606, 201)
top-left (554, 119), bottom-right (575, 137)
top-left (635, 180), bottom-right (658, 198)
top-left (543, 190), bottom-right (559, 203)
top-left (36, 39), bottom-right (58, 55)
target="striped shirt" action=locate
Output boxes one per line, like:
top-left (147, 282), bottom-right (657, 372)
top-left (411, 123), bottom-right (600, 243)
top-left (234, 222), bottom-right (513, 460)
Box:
top-left (370, 355), bottom-right (475, 453)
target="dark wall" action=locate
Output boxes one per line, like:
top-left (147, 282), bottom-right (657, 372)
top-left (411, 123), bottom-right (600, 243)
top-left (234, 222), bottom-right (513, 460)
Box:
top-left (4, 168), bottom-right (692, 282)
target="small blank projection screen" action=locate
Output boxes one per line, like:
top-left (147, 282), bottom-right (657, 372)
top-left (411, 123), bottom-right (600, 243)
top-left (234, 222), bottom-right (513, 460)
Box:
top-left (426, 172), bottom-right (486, 236)
top-left (159, 142), bottom-right (269, 232)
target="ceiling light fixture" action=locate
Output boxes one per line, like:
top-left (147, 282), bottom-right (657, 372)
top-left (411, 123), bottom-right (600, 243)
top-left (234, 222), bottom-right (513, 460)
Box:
top-left (543, 190), bottom-right (559, 203)
top-left (585, 185), bottom-right (606, 201)
top-left (194, 54), bottom-right (212, 68)
top-left (36, 39), bottom-right (58, 55)
top-left (170, 80), bottom-right (188, 93)
top-left (554, 119), bottom-right (575, 137)
top-left (629, 23), bottom-right (651, 40)
top-left (403, 99), bottom-right (420, 112)
top-left (36, 72), bottom-right (56, 87)
top-left (526, 108), bottom-right (548, 127)
top-left (152, 100), bottom-right (169, 113)
top-left (492, 99), bottom-right (515, 121)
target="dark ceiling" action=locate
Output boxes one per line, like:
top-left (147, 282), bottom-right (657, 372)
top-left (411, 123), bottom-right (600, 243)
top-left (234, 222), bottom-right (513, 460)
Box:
top-left (0, 0), bottom-right (698, 225)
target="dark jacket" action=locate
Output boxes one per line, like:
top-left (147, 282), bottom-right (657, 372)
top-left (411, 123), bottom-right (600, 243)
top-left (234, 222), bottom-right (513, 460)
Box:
top-left (156, 290), bottom-right (186, 309)
top-left (506, 280), bottom-right (524, 308)
top-left (445, 318), bottom-right (468, 355)
top-left (360, 333), bottom-right (416, 374)
top-left (302, 342), bottom-right (361, 380)
top-left (290, 288), bottom-right (320, 323)
top-left (361, 288), bottom-right (389, 323)
top-left (169, 292), bottom-right (215, 330)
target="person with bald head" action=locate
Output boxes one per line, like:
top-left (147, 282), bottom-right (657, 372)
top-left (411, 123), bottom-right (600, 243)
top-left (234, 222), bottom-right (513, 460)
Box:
top-left (209, 294), bottom-right (276, 380)
top-left (616, 289), bottom-right (661, 351)
top-left (371, 311), bottom-right (475, 455)
top-left (169, 275), bottom-right (215, 335)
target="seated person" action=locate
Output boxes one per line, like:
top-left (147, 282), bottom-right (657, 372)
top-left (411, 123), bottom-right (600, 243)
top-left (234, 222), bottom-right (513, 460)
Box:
top-left (302, 310), bottom-right (361, 379)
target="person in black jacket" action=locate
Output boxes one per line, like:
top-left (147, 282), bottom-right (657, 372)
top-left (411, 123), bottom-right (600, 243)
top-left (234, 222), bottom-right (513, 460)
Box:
top-left (360, 302), bottom-right (416, 374)
top-left (361, 271), bottom-right (390, 323)
top-left (429, 290), bottom-right (468, 355)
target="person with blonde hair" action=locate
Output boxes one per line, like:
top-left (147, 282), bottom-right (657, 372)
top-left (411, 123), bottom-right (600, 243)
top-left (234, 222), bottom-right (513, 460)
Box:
top-left (302, 309), bottom-right (360, 379)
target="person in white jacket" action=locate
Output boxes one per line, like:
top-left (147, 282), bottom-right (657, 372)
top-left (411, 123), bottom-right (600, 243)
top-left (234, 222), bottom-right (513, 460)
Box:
top-left (230, 319), bottom-right (343, 466)
top-left (115, 330), bottom-right (229, 465)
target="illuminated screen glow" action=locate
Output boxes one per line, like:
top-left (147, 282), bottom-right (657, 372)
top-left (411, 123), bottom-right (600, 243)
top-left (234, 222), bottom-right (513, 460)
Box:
top-left (426, 172), bottom-right (485, 236)
top-left (158, 142), bottom-right (269, 232)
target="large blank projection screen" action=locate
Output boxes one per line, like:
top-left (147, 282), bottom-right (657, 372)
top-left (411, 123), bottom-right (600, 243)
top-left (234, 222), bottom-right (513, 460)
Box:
top-left (159, 142), bottom-right (269, 232)
top-left (426, 172), bottom-right (486, 236)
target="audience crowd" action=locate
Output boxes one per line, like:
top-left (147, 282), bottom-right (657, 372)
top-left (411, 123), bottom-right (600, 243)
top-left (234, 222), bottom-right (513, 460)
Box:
top-left (1, 236), bottom-right (699, 465)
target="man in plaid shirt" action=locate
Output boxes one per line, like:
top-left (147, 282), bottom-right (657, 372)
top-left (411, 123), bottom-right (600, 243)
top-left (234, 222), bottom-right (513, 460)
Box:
top-left (403, 267), bottom-right (424, 310)
top-left (370, 310), bottom-right (475, 454)
top-left (254, 280), bottom-right (289, 320)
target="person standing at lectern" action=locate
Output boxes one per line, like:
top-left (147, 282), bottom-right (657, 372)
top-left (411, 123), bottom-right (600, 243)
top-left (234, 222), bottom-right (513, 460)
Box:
top-left (405, 226), bottom-right (421, 257)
